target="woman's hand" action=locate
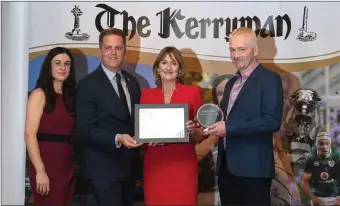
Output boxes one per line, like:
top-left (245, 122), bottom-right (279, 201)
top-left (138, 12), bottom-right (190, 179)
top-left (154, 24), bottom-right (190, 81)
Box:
top-left (36, 171), bottom-right (50, 196)
top-left (186, 120), bottom-right (197, 135)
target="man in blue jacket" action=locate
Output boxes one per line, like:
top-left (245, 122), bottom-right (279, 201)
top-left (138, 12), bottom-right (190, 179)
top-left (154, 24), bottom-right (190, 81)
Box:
top-left (204, 27), bottom-right (283, 205)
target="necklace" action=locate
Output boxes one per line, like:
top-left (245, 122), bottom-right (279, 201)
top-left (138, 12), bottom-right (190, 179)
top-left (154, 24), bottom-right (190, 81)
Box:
top-left (162, 84), bottom-right (177, 102)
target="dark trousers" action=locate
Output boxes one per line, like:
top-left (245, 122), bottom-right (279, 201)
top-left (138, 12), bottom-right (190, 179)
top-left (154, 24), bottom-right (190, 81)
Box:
top-left (89, 177), bottom-right (136, 206)
top-left (218, 152), bottom-right (272, 205)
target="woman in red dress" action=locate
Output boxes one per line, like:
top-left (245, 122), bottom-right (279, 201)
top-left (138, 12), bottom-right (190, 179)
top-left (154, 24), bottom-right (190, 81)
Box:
top-left (24, 47), bottom-right (76, 206)
top-left (141, 46), bottom-right (206, 205)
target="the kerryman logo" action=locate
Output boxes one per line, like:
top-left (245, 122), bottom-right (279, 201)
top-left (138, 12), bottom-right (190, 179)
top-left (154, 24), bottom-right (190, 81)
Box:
top-left (297, 6), bottom-right (317, 42)
top-left (94, 4), bottom-right (292, 43)
top-left (65, 5), bottom-right (90, 41)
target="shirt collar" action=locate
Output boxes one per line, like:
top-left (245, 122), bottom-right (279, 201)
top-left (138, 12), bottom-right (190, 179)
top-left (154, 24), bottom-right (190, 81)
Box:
top-left (101, 63), bottom-right (122, 80)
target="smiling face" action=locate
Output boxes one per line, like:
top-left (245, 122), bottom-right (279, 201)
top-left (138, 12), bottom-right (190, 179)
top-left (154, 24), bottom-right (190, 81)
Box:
top-left (229, 34), bottom-right (258, 72)
top-left (99, 34), bottom-right (125, 72)
top-left (157, 53), bottom-right (179, 82)
top-left (51, 53), bottom-right (71, 82)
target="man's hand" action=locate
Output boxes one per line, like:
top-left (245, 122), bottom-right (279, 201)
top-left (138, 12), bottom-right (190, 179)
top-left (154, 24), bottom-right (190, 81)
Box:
top-left (311, 195), bottom-right (325, 206)
top-left (203, 121), bottom-right (226, 137)
top-left (117, 134), bottom-right (143, 149)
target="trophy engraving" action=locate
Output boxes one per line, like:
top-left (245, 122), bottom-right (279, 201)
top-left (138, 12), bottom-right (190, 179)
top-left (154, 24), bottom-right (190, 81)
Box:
top-left (65, 5), bottom-right (90, 41)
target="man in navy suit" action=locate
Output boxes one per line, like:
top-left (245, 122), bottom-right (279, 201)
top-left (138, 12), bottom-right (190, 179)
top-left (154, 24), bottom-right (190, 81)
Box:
top-left (204, 27), bottom-right (283, 205)
top-left (76, 28), bottom-right (143, 206)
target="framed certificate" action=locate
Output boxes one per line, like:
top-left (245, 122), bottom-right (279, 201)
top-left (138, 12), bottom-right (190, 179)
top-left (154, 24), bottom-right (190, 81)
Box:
top-left (134, 104), bottom-right (189, 143)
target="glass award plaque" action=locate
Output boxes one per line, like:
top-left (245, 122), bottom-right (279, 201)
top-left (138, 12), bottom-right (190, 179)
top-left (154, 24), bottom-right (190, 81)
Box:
top-left (196, 103), bottom-right (224, 132)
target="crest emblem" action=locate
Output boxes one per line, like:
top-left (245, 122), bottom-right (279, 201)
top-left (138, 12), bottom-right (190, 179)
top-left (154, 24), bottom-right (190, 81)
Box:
top-left (65, 5), bottom-right (90, 41)
top-left (320, 172), bottom-right (329, 180)
top-left (328, 160), bottom-right (335, 167)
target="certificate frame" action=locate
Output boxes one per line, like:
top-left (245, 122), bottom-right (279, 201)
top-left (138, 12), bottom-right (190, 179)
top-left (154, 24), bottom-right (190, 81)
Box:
top-left (134, 103), bottom-right (189, 143)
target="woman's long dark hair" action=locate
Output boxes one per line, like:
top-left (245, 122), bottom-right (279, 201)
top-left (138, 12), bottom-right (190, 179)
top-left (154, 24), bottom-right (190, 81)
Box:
top-left (35, 47), bottom-right (76, 115)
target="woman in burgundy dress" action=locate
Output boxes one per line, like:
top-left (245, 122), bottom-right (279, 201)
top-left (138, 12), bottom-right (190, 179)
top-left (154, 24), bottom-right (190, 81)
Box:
top-left (24, 47), bottom-right (76, 206)
top-left (141, 46), bottom-right (206, 205)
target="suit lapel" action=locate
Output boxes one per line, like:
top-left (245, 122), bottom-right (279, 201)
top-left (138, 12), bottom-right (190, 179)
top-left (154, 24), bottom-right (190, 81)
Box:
top-left (96, 66), bottom-right (129, 120)
top-left (221, 77), bottom-right (237, 116)
top-left (230, 65), bottom-right (261, 111)
top-left (97, 66), bottom-right (120, 100)
top-left (121, 70), bottom-right (134, 120)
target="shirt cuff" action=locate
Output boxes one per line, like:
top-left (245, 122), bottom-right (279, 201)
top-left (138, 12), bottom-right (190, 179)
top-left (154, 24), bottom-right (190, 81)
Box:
top-left (115, 134), bottom-right (122, 148)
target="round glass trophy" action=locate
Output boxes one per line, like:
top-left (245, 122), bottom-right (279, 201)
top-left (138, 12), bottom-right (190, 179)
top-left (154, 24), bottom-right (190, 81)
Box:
top-left (196, 103), bottom-right (224, 132)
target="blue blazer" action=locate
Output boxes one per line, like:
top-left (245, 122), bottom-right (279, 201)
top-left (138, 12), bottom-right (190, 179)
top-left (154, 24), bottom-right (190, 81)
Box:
top-left (216, 64), bottom-right (283, 178)
top-left (75, 65), bottom-right (141, 180)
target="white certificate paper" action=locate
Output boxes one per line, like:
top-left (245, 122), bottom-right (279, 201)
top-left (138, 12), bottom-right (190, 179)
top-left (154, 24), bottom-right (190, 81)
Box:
top-left (140, 108), bottom-right (184, 139)
top-left (135, 104), bottom-right (189, 143)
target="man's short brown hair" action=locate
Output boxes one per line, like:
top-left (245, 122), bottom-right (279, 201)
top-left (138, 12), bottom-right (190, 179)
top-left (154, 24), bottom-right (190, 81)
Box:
top-left (99, 28), bottom-right (126, 48)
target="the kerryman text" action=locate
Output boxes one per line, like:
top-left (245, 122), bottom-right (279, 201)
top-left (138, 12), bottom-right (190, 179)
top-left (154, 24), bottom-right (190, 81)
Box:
top-left (95, 4), bottom-right (291, 42)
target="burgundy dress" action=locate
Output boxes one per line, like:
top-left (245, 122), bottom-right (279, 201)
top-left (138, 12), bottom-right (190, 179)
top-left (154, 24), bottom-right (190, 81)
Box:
top-left (28, 94), bottom-right (76, 206)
